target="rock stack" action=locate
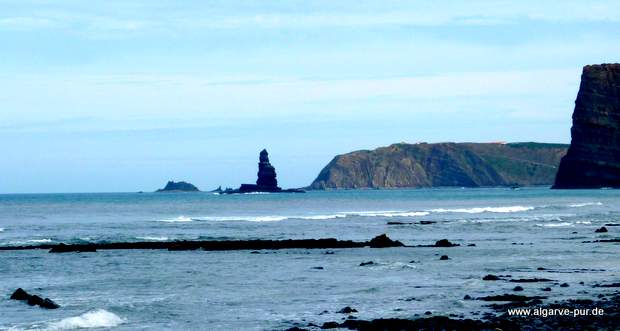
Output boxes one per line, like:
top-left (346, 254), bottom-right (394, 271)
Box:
top-left (225, 149), bottom-right (304, 194)
top-left (256, 149), bottom-right (278, 188)
top-left (553, 64), bottom-right (620, 188)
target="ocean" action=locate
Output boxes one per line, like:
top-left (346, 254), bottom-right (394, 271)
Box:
top-left (0, 187), bottom-right (619, 330)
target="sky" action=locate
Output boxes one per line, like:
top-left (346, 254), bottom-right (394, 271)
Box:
top-left (1, 0), bottom-right (619, 193)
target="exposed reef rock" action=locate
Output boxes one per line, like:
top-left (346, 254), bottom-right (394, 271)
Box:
top-left (156, 181), bottom-right (199, 192)
top-left (309, 142), bottom-right (567, 189)
top-left (10, 288), bottom-right (60, 309)
top-left (223, 149), bottom-right (305, 193)
top-left (554, 64), bottom-right (620, 188)
top-left (0, 234), bottom-right (403, 252)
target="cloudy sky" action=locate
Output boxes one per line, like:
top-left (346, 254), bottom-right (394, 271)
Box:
top-left (1, 0), bottom-right (619, 193)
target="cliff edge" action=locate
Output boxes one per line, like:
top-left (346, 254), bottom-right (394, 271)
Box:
top-left (553, 64), bottom-right (620, 188)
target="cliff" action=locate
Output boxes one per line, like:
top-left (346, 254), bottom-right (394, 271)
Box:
top-left (309, 142), bottom-right (568, 189)
top-left (553, 64), bottom-right (620, 188)
top-left (156, 181), bottom-right (200, 192)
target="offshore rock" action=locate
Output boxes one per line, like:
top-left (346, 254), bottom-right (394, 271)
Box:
top-left (156, 181), bottom-right (200, 192)
top-left (310, 142), bottom-right (567, 189)
top-left (10, 288), bottom-right (60, 309)
top-left (368, 234), bottom-right (404, 248)
top-left (223, 149), bottom-right (305, 194)
top-left (554, 64), bottom-right (620, 188)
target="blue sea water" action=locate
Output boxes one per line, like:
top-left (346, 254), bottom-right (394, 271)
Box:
top-left (0, 187), bottom-right (619, 330)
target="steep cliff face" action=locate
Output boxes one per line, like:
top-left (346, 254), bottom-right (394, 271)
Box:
top-left (309, 142), bottom-right (568, 189)
top-left (553, 64), bottom-right (620, 188)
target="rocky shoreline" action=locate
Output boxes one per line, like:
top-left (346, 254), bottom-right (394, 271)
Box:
top-left (284, 290), bottom-right (619, 331)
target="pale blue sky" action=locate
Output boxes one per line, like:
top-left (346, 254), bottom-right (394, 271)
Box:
top-left (1, 0), bottom-right (619, 193)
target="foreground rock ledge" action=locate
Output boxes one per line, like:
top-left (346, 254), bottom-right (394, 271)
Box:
top-left (290, 293), bottom-right (620, 331)
top-left (0, 235), bottom-right (405, 253)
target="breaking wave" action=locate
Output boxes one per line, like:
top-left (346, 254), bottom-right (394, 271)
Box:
top-left (156, 205), bottom-right (542, 224)
top-left (429, 206), bottom-right (535, 214)
top-left (568, 202), bottom-right (603, 208)
top-left (136, 236), bottom-right (169, 241)
top-left (41, 309), bottom-right (124, 330)
top-left (168, 211), bottom-right (429, 223)
top-left (192, 216), bottom-right (288, 222)
top-left (346, 211), bottom-right (430, 217)
top-left (536, 222), bottom-right (573, 227)
top-left (157, 216), bottom-right (193, 223)
top-left (27, 238), bottom-right (53, 243)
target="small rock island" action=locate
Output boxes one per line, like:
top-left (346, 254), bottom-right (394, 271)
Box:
top-left (222, 149), bottom-right (304, 194)
top-left (156, 181), bottom-right (200, 192)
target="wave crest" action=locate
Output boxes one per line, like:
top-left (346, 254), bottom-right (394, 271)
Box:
top-left (430, 206), bottom-right (534, 214)
top-left (45, 309), bottom-right (124, 330)
top-left (568, 202), bottom-right (603, 208)
top-left (157, 216), bottom-right (193, 223)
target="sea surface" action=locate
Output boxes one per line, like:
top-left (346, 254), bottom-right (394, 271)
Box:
top-left (0, 187), bottom-right (619, 330)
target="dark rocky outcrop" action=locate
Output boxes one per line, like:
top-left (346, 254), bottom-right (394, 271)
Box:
top-left (301, 293), bottom-right (620, 331)
top-left (509, 278), bottom-right (553, 283)
top-left (367, 234), bottom-right (404, 248)
top-left (0, 234), bottom-right (404, 252)
top-left (595, 226), bottom-right (608, 233)
top-left (156, 181), bottom-right (199, 192)
top-left (478, 294), bottom-right (546, 302)
top-left (10, 288), bottom-right (60, 309)
top-left (554, 64), bottom-right (620, 189)
top-left (309, 142), bottom-right (567, 189)
top-left (483, 274), bottom-right (501, 281)
top-left (336, 306), bottom-right (358, 314)
top-left (223, 149), bottom-right (305, 194)
top-left (434, 239), bottom-right (458, 247)
top-left (49, 243), bottom-right (97, 253)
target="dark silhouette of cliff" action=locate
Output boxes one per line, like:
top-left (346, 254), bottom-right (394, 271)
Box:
top-left (553, 64), bottom-right (620, 188)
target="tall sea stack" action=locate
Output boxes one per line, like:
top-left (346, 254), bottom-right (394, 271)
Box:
top-left (223, 149), bottom-right (304, 193)
top-left (553, 64), bottom-right (620, 189)
top-left (256, 149), bottom-right (278, 187)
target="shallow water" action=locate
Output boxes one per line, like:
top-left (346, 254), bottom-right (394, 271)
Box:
top-left (0, 188), bottom-right (619, 330)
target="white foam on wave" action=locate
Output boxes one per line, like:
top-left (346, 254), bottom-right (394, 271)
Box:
top-left (136, 236), bottom-right (169, 241)
top-left (10, 238), bottom-right (54, 244)
top-left (536, 222), bottom-right (573, 227)
top-left (44, 309), bottom-right (124, 330)
top-left (0, 227), bottom-right (4, 232)
top-left (347, 211), bottom-right (430, 217)
top-left (157, 216), bottom-right (193, 223)
top-left (430, 206), bottom-right (535, 214)
top-left (193, 215), bottom-right (288, 222)
top-left (576, 221), bottom-right (592, 224)
top-left (159, 209), bottom-right (434, 224)
top-left (298, 214), bottom-right (347, 220)
top-left (568, 202), bottom-right (603, 208)
top-left (28, 238), bottom-right (53, 243)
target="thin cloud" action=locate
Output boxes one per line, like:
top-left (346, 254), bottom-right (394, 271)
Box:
top-left (1, 1), bottom-right (620, 33)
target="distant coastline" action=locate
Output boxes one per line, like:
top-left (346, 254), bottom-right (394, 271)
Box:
top-left (308, 142), bottom-right (568, 190)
